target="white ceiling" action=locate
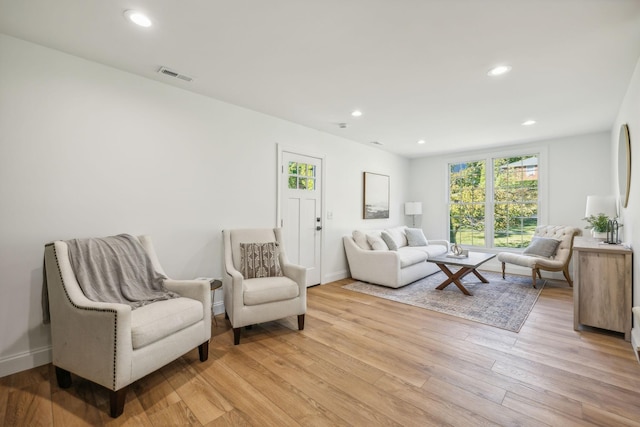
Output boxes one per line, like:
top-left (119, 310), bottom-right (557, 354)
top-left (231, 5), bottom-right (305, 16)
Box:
top-left (2, 0), bottom-right (640, 158)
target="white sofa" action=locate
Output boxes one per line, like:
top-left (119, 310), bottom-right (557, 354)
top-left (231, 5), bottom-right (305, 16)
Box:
top-left (343, 226), bottom-right (449, 288)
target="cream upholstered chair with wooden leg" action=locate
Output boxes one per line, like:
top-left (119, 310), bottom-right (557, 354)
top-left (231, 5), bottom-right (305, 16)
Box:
top-left (223, 228), bottom-right (306, 345)
top-left (497, 225), bottom-right (581, 288)
top-left (44, 235), bottom-right (211, 418)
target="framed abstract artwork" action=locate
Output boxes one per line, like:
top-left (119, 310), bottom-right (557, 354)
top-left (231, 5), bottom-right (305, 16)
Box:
top-left (363, 172), bottom-right (390, 219)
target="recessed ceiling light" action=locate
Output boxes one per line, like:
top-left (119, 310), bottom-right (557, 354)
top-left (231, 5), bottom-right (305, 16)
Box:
top-left (522, 120), bottom-right (536, 126)
top-left (124, 10), bottom-right (152, 27)
top-left (487, 65), bottom-right (512, 77)
top-left (417, 139), bottom-right (426, 144)
top-left (351, 110), bottom-right (363, 117)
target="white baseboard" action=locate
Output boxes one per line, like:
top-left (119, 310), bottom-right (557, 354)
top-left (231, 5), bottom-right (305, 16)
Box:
top-left (213, 300), bottom-right (225, 316)
top-left (0, 346), bottom-right (52, 379)
top-left (323, 270), bottom-right (349, 284)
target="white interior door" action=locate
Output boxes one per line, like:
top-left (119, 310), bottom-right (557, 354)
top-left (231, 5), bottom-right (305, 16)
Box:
top-left (280, 151), bottom-right (322, 286)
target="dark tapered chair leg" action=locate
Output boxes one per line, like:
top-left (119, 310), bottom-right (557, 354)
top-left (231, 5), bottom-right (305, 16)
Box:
top-left (298, 314), bottom-right (305, 330)
top-left (198, 341), bottom-right (209, 362)
top-left (110, 387), bottom-right (127, 418)
top-left (233, 327), bottom-right (241, 345)
top-left (501, 262), bottom-right (506, 279)
top-left (531, 269), bottom-right (537, 289)
top-left (55, 366), bottom-right (72, 388)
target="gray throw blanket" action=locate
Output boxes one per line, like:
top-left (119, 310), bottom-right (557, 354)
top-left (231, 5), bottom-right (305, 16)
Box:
top-left (66, 234), bottom-right (179, 309)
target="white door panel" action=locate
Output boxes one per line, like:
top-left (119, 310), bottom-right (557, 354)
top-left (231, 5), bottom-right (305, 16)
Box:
top-left (280, 151), bottom-right (322, 286)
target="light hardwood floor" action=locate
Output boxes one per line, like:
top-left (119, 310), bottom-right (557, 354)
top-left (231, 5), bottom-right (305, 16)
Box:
top-left (2, 277), bottom-right (640, 426)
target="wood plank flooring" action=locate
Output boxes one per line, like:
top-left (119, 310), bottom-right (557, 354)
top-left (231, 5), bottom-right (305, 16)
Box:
top-left (2, 277), bottom-right (640, 426)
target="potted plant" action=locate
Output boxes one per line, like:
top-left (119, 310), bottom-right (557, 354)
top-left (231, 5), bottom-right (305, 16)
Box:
top-left (583, 213), bottom-right (610, 239)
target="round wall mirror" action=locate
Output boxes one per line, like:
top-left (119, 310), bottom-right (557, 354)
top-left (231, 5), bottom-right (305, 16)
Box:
top-left (618, 123), bottom-right (631, 208)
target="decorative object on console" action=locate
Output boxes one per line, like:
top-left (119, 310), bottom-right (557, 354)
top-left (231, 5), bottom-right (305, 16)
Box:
top-left (404, 201), bottom-right (422, 227)
top-left (583, 195), bottom-right (617, 239)
top-left (363, 172), bottom-right (390, 219)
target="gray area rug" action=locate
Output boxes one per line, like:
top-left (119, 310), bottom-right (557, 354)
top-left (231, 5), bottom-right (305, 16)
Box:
top-left (343, 271), bottom-right (544, 332)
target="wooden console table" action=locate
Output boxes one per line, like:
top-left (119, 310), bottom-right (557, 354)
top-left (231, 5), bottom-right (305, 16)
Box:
top-left (573, 237), bottom-right (633, 341)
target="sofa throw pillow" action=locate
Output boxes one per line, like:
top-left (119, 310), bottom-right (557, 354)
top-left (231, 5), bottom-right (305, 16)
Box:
top-left (380, 231), bottom-right (398, 251)
top-left (352, 230), bottom-right (371, 250)
top-left (239, 242), bottom-right (283, 279)
top-left (366, 233), bottom-right (388, 251)
top-left (406, 228), bottom-right (429, 247)
top-left (523, 237), bottom-right (561, 258)
top-left (385, 226), bottom-right (408, 248)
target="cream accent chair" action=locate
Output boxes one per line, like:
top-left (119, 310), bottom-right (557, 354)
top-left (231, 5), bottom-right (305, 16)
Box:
top-left (223, 228), bottom-right (306, 345)
top-left (44, 235), bottom-right (211, 418)
top-left (497, 225), bottom-right (581, 287)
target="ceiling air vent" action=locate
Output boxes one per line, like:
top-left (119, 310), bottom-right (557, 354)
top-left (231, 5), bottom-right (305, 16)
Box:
top-left (157, 66), bottom-right (193, 82)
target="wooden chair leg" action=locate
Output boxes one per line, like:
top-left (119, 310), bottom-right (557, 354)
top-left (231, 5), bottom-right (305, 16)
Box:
top-left (110, 387), bottom-right (127, 418)
top-left (55, 366), bottom-right (72, 388)
top-left (563, 267), bottom-right (573, 287)
top-left (198, 341), bottom-right (209, 362)
top-left (233, 327), bottom-right (241, 345)
top-left (531, 269), bottom-right (537, 289)
top-left (298, 314), bottom-right (305, 330)
top-left (501, 262), bottom-right (506, 279)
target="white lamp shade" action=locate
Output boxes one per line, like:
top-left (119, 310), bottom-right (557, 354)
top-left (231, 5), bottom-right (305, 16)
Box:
top-left (404, 202), bottom-right (422, 215)
top-left (584, 195), bottom-right (617, 218)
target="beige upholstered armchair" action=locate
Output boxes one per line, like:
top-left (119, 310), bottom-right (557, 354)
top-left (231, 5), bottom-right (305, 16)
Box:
top-left (44, 235), bottom-right (211, 418)
top-left (498, 225), bottom-right (581, 287)
top-left (223, 228), bottom-right (306, 345)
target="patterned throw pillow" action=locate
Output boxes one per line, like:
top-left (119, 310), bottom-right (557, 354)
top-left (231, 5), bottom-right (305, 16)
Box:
top-left (239, 242), bottom-right (283, 279)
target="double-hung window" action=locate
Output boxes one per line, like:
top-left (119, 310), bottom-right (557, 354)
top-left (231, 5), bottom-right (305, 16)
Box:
top-left (448, 154), bottom-right (540, 249)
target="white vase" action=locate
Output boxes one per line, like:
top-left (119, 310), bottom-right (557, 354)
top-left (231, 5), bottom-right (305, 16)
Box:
top-left (592, 230), bottom-right (607, 239)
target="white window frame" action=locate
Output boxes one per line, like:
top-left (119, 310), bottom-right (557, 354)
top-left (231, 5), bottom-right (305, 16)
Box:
top-left (445, 146), bottom-right (548, 252)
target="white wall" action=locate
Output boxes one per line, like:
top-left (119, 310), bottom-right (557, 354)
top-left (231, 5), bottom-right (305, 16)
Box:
top-left (408, 132), bottom-right (612, 275)
top-left (613, 57), bottom-right (640, 310)
top-left (0, 34), bottom-right (410, 376)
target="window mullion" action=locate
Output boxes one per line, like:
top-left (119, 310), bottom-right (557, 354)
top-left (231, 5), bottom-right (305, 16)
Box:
top-left (486, 158), bottom-right (494, 247)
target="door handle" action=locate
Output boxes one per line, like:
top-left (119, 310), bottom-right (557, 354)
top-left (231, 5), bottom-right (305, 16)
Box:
top-left (316, 226), bottom-right (322, 231)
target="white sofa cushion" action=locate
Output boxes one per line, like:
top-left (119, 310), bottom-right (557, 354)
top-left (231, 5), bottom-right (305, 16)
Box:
top-left (366, 233), bottom-right (388, 251)
top-left (407, 244), bottom-right (448, 258)
top-left (131, 297), bottom-right (204, 349)
top-left (397, 248), bottom-right (428, 267)
top-left (352, 230), bottom-right (371, 250)
top-left (243, 276), bottom-right (300, 306)
top-left (385, 226), bottom-right (408, 248)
